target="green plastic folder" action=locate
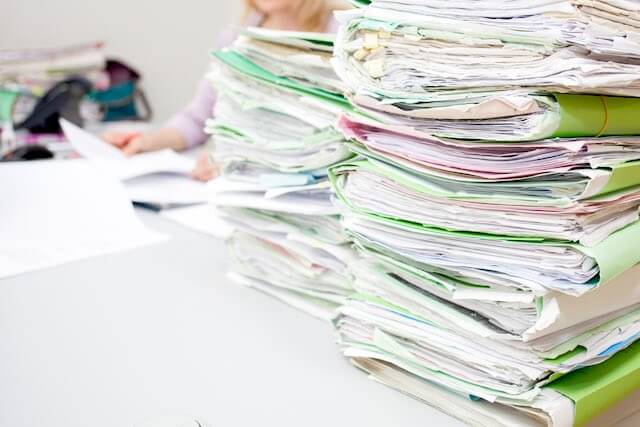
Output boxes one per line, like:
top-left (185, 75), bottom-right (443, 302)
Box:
top-left (599, 161), bottom-right (640, 195)
top-left (553, 94), bottom-right (640, 138)
top-left (211, 49), bottom-right (351, 110)
top-left (547, 340), bottom-right (640, 427)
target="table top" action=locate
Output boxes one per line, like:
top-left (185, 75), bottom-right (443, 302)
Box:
top-left (0, 209), bottom-right (463, 427)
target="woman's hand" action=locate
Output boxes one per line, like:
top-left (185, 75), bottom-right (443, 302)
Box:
top-left (191, 151), bottom-right (219, 182)
top-left (102, 128), bottom-right (187, 156)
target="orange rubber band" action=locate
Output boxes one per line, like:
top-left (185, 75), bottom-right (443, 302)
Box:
top-left (596, 95), bottom-right (609, 138)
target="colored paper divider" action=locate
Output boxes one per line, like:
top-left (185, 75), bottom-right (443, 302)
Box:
top-left (582, 220), bottom-right (640, 284)
top-left (598, 160), bottom-right (640, 196)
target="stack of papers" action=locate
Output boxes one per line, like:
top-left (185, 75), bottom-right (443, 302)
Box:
top-left (358, 0), bottom-right (640, 59)
top-left (0, 42), bottom-right (106, 124)
top-left (329, 2), bottom-right (640, 425)
top-left (209, 29), bottom-right (357, 320)
top-left (220, 207), bottom-right (356, 320)
top-left (0, 42), bottom-right (105, 86)
top-left (0, 43), bottom-right (106, 94)
top-left (332, 4), bottom-right (640, 141)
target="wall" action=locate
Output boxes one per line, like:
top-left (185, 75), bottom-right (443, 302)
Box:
top-left (1, 0), bottom-right (241, 123)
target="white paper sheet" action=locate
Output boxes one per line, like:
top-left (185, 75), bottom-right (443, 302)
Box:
top-left (60, 119), bottom-right (194, 179)
top-left (159, 204), bottom-right (234, 239)
top-left (0, 160), bottom-right (166, 278)
top-left (60, 119), bottom-right (202, 207)
top-left (126, 174), bottom-right (208, 207)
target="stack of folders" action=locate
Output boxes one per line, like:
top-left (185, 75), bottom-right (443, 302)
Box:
top-left (329, 1), bottom-right (640, 425)
top-left (0, 42), bottom-right (106, 124)
top-left (208, 28), bottom-right (357, 320)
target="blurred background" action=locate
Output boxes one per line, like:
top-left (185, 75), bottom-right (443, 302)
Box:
top-left (1, 0), bottom-right (241, 123)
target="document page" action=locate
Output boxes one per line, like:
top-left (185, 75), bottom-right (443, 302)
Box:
top-left (0, 160), bottom-right (166, 278)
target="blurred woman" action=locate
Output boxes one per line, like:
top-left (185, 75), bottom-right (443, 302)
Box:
top-left (103, 0), bottom-right (348, 181)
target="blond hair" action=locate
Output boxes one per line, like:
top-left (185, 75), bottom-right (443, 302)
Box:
top-left (243, 0), bottom-right (350, 32)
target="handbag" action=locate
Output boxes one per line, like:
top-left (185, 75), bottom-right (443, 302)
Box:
top-left (88, 59), bottom-right (152, 122)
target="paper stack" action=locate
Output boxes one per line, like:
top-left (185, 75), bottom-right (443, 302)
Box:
top-left (330, 2), bottom-right (640, 425)
top-left (334, 2), bottom-right (640, 141)
top-left (209, 28), bottom-right (357, 320)
top-left (0, 42), bottom-right (106, 124)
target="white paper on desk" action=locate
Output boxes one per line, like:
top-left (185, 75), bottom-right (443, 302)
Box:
top-left (60, 119), bottom-right (194, 180)
top-left (60, 119), bottom-right (203, 206)
top-left (0, 160), bottom-right (166, 278)
top-left (126, 174), bottom-right (208, 207)
top-left (160, 204), bottom-right (234, 239)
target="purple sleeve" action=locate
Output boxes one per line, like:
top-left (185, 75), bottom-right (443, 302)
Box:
top-left (164, 28), bottom-right (236, 149)
top-left (164, 78), bottom-right (215, 149)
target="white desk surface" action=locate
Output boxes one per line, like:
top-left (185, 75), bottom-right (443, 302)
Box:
top-left (0, 209), bottom-right (463, 427)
